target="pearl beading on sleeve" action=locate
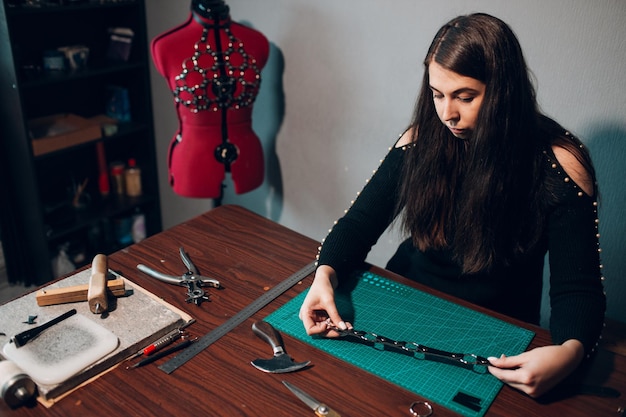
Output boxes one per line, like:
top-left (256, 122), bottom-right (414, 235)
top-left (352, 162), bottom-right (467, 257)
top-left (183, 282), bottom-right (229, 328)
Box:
top-left (543, 134), bottom-right (606, 358)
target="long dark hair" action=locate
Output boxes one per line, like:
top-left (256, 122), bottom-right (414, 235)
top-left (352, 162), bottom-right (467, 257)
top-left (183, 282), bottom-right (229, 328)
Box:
top-left (398, 13), bottom-right (581, 273)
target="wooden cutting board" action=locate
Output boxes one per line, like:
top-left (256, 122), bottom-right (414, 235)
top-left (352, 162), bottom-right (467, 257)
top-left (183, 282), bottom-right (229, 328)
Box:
top-left (3, 313), bottom-right (119, 386)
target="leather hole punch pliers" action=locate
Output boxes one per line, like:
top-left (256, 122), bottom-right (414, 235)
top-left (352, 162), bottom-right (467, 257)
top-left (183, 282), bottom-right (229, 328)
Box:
top-left (137, 247), bottom-right (220, 306)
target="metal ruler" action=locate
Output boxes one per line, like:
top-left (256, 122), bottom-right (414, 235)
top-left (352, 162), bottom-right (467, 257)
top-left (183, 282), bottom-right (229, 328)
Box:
top-left (159, 261), bottom-right (317, 374)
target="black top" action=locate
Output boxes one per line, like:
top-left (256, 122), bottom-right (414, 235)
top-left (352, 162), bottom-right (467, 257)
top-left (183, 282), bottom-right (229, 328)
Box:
top-left (317, 135), bottom-right (606, 354)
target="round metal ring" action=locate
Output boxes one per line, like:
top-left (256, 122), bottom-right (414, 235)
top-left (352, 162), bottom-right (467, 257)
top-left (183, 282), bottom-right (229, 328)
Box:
top-left (409, 401), bottom-right (433, 417)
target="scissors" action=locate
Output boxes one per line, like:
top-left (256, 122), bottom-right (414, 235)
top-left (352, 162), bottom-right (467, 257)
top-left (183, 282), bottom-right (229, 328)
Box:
top-left (282, 381), bottom-right (341, 416)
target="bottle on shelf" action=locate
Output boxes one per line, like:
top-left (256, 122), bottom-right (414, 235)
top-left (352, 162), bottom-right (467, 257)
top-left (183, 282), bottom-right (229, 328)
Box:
top-left (110, 161), bottom-right (125, 195)
top-left (96, 142), bottom-right (110, 198)
top-left (124, 158), bottom-right (142, 197)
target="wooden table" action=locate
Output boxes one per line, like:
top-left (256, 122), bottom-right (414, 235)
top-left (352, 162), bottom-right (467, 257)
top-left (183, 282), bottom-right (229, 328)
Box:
top-left (2, 205), bottom-right (624, 416)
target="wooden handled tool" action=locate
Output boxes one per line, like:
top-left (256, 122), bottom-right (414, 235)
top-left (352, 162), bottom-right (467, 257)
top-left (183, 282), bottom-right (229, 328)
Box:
top-left (88, 254), bottom-right (108, 314)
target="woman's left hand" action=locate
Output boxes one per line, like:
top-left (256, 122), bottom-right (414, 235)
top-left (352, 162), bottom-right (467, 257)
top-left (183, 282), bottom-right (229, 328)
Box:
top-left (487, 339), bottom-right (584, 398)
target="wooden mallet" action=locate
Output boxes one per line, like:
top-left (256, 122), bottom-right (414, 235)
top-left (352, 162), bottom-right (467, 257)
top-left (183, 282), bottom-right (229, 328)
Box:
top-left (35, 254), bottom-right (125, 310)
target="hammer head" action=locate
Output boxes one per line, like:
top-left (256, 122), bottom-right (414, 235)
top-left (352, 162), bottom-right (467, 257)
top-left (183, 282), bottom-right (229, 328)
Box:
top-left (250, 321), bottom-right (310, 373)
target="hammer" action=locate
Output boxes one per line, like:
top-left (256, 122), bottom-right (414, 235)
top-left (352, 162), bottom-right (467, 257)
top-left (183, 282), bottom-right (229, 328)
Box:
top-left (250, 321), bottom-right (310, 373)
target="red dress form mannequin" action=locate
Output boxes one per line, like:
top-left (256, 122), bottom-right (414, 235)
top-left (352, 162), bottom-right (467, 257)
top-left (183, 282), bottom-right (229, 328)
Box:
top-left (151, 0), bottom-right (269, 199)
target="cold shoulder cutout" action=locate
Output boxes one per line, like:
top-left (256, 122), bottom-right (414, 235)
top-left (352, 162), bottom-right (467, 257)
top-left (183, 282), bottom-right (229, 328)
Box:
top-left (551, 145), bottom-right (594, 196)
top-left (395, 127), bottom-right (416, 148)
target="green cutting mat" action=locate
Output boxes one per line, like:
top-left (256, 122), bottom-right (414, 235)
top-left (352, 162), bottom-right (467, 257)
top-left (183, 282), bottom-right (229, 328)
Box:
top-left (265, 270), bottom-right (535, 417)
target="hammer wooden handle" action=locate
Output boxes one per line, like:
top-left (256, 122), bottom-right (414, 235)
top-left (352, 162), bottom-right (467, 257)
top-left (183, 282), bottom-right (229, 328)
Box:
top-left (88, 254), bottom-right (108, 314)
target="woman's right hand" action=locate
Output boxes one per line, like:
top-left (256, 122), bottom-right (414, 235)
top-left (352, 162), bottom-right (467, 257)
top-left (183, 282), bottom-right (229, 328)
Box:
top-left (299, 265), bottom-right (349, 336)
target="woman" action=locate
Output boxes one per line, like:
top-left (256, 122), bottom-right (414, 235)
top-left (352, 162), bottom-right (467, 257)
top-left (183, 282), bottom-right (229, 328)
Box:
top-left (299, 13), bottom-right (606, 398)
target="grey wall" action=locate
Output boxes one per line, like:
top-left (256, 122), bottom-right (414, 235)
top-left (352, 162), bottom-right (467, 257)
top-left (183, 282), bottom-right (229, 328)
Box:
top-left (146, 1), bottom-right (626, 325)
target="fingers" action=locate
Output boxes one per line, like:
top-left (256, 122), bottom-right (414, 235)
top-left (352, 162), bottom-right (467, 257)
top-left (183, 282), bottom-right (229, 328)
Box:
top-left (299, 267), bottom-right (345, 336)
top-left (322, 302), bottom-right (345, 331)
top-left (486, 352), bottom-right (545, 398)
top-left (487, 354), bottom-right (528, 390)
top-left (302, 309), bottom-right (346, 336)
top-left (487, 353), bottom-right (525, 370)
top-left (303, 318), bottom-right (331, 335)
top-left (489, 367), bottom-right (543, 398)
top-left (299, 300), bottom-right (345, 336)
top-left (487, 360), bottom-right (534, 397)
top-left (298, 291), bottom-right (343, 335)
top-left (487, 364), bottom-right (517, 383)
top-left (300, 310), bottom-right (321, 334)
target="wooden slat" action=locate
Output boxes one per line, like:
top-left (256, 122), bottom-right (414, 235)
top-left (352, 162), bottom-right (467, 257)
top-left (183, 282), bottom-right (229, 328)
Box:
top-left (35, 279), bottom-right (126, 307)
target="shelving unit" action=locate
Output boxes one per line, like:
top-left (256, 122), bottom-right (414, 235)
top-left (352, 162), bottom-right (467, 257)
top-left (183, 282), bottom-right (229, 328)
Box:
top-left (0, 0), bottom-right (161, 285)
